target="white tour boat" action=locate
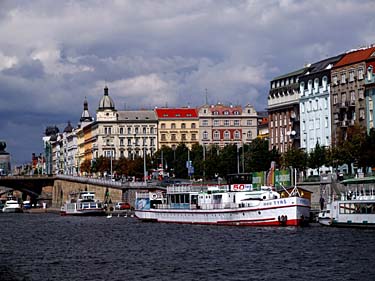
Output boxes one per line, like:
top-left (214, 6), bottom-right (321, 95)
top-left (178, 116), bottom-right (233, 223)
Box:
top-left (318, 180), bottom-right (375, 227)
top-left (135, 183), bottom-right (310, 227)
top-left (2, 196), bottom-right (23, 213)
top-left (60, 191), bottom-right (106, 216)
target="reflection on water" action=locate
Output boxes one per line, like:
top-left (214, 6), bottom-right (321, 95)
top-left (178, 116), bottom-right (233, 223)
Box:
top-left (0, 213), bottom-right (374, 281)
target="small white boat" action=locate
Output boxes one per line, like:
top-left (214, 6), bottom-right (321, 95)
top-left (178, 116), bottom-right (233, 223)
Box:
top-left (318, 177), bottom-right (375, 227)
top-left (60, 191), bottom-right (106, 216)
top-left (2, 196), bottom-right (23, 213)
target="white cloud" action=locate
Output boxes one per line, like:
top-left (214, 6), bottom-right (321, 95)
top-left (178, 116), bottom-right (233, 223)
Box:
top-left (1, 0), bottom-right (375, 163)
top-left (0, 52), bottom-right (18, 70)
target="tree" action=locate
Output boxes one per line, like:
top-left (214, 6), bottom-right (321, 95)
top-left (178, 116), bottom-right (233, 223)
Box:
top-left (358, 128), bottom-right (375, 172)
top-left (80, 159), bottom-right (91, 174)
top-left (308, 142), bottom-right (326, 174)
top-left (246, 138), bottom-right (277, 172)
top-left (281, 147), bottom-right (308, 172)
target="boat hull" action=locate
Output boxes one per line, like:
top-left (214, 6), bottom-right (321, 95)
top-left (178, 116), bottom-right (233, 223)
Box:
top-left (2, 207), bottom-right (23, 213)
top-left (136, 197), bottom-right (310, 226)
top-left (60, 208), bottom-right (106, 216)
top-left (318, 200), bottom-right (375, 228)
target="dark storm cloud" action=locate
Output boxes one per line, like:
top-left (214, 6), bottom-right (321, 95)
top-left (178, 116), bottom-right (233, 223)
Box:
top-left (0, 0), bottom-right (374, 164)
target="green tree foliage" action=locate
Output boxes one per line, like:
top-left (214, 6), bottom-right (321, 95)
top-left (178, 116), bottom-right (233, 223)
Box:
top-left (246, 139), bottom-right (279, 172)
top-left (281, 146), bottom-right (308, 171)
top-left (359, 128), bottom-right (375, 171)
top-left (308, 142), bottom-right (327, 174)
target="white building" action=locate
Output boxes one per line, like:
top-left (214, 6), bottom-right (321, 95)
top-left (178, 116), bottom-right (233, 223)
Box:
top-left (299, 55), bottom-right (343, 152)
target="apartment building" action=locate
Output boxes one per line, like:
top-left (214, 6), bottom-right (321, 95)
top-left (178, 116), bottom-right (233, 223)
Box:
top-left (331, 46), bottom-right (375, 144)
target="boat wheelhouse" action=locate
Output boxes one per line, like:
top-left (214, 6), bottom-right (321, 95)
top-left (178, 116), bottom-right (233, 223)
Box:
top-left (60, 191), bottom-right (106, 216)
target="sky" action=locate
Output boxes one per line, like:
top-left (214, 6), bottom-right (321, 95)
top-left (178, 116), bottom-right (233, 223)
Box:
top-left (0, 0), bottom-right (374, 165)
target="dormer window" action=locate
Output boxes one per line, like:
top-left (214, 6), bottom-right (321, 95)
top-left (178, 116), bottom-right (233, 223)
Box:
top-left (358, 67), bottom-right (364, 80)
top-left (224, 111), bottom-right (229, 115)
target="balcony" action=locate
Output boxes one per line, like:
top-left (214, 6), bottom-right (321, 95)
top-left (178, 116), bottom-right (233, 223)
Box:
top-left (339, 120), bottom-right (348, 127)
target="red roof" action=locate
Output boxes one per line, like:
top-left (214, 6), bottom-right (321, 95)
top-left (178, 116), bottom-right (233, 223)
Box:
top-left (334, 47), bottom-right (375, 68)
top-left (155, 108), bottom-right (198, 119)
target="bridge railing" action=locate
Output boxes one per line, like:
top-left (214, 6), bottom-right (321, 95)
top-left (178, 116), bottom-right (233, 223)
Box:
top-left (55, 175), bottom-right (147, 188)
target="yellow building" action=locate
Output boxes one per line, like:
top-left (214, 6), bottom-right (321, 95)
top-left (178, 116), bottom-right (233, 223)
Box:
top-left (155, 108), bottom-right (199, 150)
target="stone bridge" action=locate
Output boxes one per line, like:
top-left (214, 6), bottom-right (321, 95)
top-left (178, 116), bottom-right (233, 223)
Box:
top-left (0, 175), bottom-right (161, 208)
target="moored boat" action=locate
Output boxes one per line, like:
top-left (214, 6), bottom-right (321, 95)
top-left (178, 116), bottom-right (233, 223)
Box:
top-left (60, 191), bottom-right (106, 216)
top-left (135, 183), bottom-right (310, 226)
top-left (2, 196), bottom-right (23, 213)
top-left (318, 177), bottom-right (375, 227)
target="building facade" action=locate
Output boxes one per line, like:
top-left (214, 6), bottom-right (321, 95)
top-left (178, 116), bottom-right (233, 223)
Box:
top-left (155, 108), bottom-right (199, 150)
top-left (198, 103), bottom-right (258, 147)
top-left (331, 47), bottom-right (375, 144)
top-left (299, 55), bottom-right (343, 152)
top-left (365, 54), bottom-right (375, 132)
top-left (268, 67), bottom-right (307, 153)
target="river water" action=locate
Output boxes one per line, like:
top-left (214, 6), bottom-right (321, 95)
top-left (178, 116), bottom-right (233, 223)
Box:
top-left (0, 213), bottom-right (374, 281)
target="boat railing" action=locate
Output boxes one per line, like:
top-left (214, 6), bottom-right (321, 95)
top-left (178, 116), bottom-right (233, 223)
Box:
top-left (136, 192), bottom-right (150, 199)
top-left (167, 185), bottom-right (208, 193)
top-left (153, 202), bottom-right (237, 210)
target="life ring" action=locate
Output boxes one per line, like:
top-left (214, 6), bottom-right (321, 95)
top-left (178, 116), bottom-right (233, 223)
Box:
top-left (151, 193), bottom-right (158, 200)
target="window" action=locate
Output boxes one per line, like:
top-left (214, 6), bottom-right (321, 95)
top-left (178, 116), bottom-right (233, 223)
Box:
top-left (224, 111), bottom-right (229, 115)
top-left (120, 138), bottom-right (124, 146)
top-left (350, 91), bottom-right (356, 102)
top-left (224, 131), bottom-right (230, 140)
top-left (171, 134), bottom-right (176, 141)
top-left (161, 134), bottom-right (166, 141)
top-left (333, 94), bottom-right (338, 105)
top-left (300, 82), bottom-right (305, 93)
top-left (181, 134), bottom-right (186, 141)
top-left (150, 127), bottom-right (154, 134)
top-left (359, 88), bottom-right (364, 100)
top-left (191, 123), bottom-right (196, 129)
top-left (341, 92), bottom-right (347, 103)
top-left (247, 120), bottom-right (253, 126)
top-left (322, 76), bottom-right (328, 90)
top-left (234, 111), bottom-right (240, 115)
top-left (333, 75), bottom-right (338, 85)
top-left (247, 131), bottom-right (252, 139)
top-left (143, 127), bottom-right (146, 134)
top-left (316, 118), bottom-right (320, 129)
top-left (301, 103), bottom-right (305, 113)
top-left (234, 120), bottom-right (240, 126)
top-left (171, 123), bottom-right (176, 129)
top-left (341, 72), bottom-right (346, 84)
top-left (234, 131), bottom-right (240, 139)
top-left (360, 109), bottom-right (365, 120)
top-left (213, 111), bottom-right (219, 115)
top-left (224, 120), bottom-right (230, 126)
top-left (203, 131), bottom-right (208, 139)
top-left (302, 121), bottom-right (306, 131)
top-left (314, 78), bottom-right (319, 92)
top-left (358, 67), bottom-right (364, 80)
top-left (213, 131), bottom-right (220, 140)
top-left (325, 117), bottom-right (329, 128)
top-left (128, 138), bottom-right (131, 145)
top-left (214, 120), bottom-right (220, 126)
top-left (181, 123), bottom-right (186, 129)
top-left (202, 120), bottom-right (208, 126)
top-left (161, 123), bottom-right (166, 129)
top-left (128, 127), bottom-right (131, 134)
top-left (135, 127), bottom-right (139, 134)
top-left (104, 127), bottom-right (111, 135)
top-left (120, 128), bottom-right (124, 134)
top-left (191, 134), bottom-right (196, 140)
top-left (349, 70), bottom-right (354, 82)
